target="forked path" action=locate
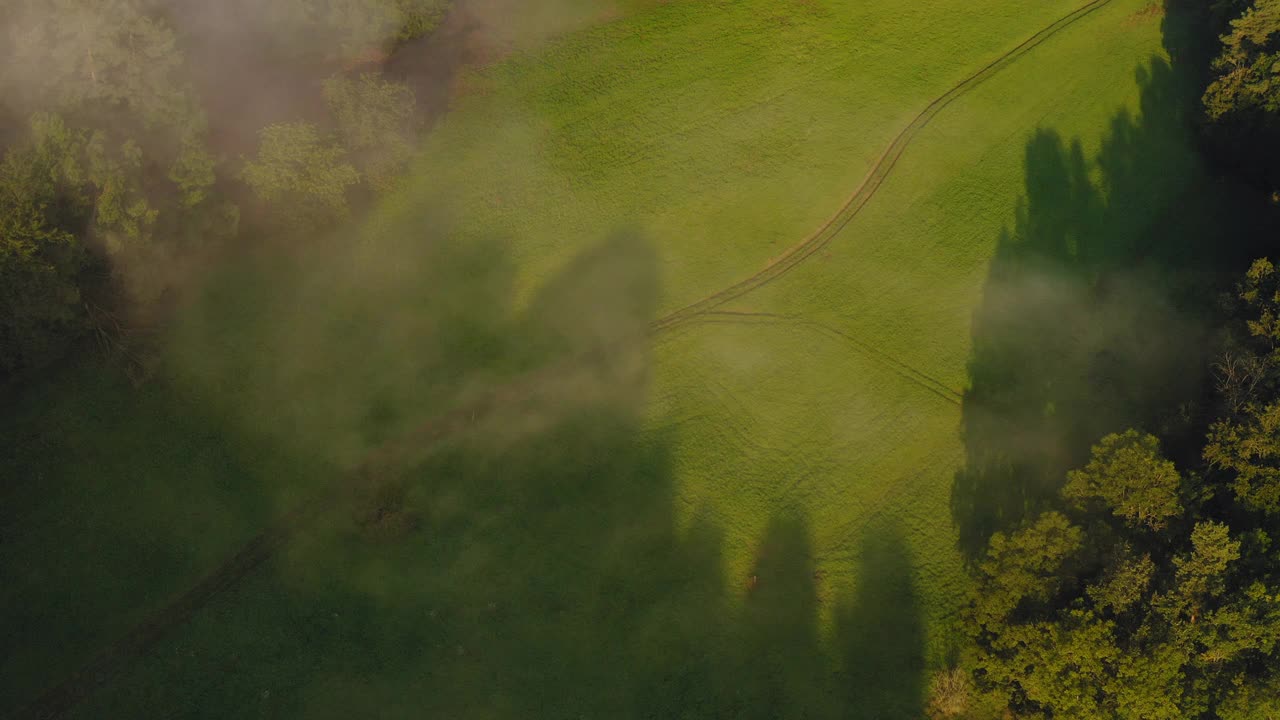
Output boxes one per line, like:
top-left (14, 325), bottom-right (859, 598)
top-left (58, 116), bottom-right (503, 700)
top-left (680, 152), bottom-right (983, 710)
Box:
top-left (651, 0), bottom-right (1115, 332)
top-left (17, 2), bottom-right (1116, 717)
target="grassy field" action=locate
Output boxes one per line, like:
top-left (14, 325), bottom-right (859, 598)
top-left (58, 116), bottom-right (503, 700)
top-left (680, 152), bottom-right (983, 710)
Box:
top-left (1, 0), bottom-right (1247, 717)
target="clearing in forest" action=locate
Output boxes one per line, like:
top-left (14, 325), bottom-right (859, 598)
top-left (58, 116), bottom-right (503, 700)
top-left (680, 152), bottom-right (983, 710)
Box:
top-left (2, 0), bottom-right (1239, 717)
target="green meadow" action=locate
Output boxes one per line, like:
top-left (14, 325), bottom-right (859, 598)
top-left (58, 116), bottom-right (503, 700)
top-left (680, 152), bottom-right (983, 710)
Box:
top-left (2, 0), bottom-right (1248, 716)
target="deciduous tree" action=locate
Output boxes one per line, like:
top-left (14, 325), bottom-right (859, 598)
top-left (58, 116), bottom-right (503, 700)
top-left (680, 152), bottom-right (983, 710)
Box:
top-left (323, 73), bottom-right (417, 192)
top-left (0, 116), bottom-right (91, 378)
top-left (242, 122), bottom-right (361, 228)
top-left (1062, 429), bottom-right (1183, 530)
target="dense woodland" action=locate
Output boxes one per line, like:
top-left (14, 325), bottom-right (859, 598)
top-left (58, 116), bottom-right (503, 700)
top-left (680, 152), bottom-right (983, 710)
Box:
top-left (950, 1), bottom-right (1280, 718)
top-left (0, 0), bottom-right (445, 383)
top-left (6, 1), bottom-right (1280, 718)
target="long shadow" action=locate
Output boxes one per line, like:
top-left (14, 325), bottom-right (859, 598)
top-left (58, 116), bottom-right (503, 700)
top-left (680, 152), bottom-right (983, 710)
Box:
top-left (6, 18), bottom-right (962, 719)
top-left (7, 114), bottom-right (931, 720)
top-left (732, 513), bottom-right (829, 719)
top-left (7, 177), bottom-right (935, 719)
top-left (58, 416), bottom-right (930, 719)
top-left (952, 16), bottom-right (1271, 561)
top-left (836, 521), bottom-right (925, 720)
top-left (0, 365), bottom-right (325, 715)
top-left (6, 205), bottom-right (664, 715)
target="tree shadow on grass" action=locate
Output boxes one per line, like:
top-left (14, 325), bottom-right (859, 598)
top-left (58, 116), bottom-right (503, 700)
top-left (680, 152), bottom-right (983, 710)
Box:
top-left (732, 512), bottom-right (828, 719)
top-left (836, 520), bottom-right (925, 720)
top-left (70, 350), bottom-right (929, 719)
top-left (0, 345), bottom-right (331, 714)
top-left (952, 47), bottom-right (1270, 563)
top-left (14, 135), bottom-right (927, 720)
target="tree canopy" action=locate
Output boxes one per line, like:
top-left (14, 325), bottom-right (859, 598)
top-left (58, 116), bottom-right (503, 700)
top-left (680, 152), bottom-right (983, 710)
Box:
top-left (1062, 430), bottom-right (1183, 530)
top-left (966, 256), bottom-right (1280, 717)
top-left (322, 73), bottom-right (418, 192)
top-left (0, 116), bottom-right (91, 378)
top-left (242, 122), bottom-right (361, 227)
top-left (1203, 0), bottom-right (1280, 189)
top-left (1204, 0), bottom-right (1280, 122)
top-left (0, 0), bottom-right (441, 379)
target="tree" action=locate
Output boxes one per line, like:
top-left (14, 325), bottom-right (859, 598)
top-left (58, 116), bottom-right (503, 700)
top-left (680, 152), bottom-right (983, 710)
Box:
top-left (1237, 258), bottom-right (1280, 355)
top-left (969, 511), bottom-right (1084, 630)
top-left (84, 132), bottom-right (157, 255)
top-left (1202, 259), bottom-right (1280, 514)
top-left (1170, 521), bottom-right (1240, 610)
top-left (169, 130), bottom-right (218, 208)
top-left (392, 0), bottom-right (451, 43)
top-left (218, 0), bottom-right (450, 64)
top-left (0, 117), bottom-right (91, 379)
top-left (1062, 429), bottom-right (1183, 530)
top-left (1086, 548), bottom-right (1154, 615)
top-left (1217, 672), bottom-right (1280, 720)
top-left (1204, 0), bottom-right (1280, 122)
top-left (322, 73), bottom-right (418, 192)
top-left (1, 0), bottom-right (193, 128)
top-left (323, 0), bottom-right (451, 54)
top-left (2, 0), bottom-right (224, 305)
top-left (1202, 0), bottom-right (1280, 189)
top-left (967, 427), bottom-right (1280, 719)
top-left (242, 122), bottom-right (361, 227)
top-left (1205, 402), bottom-right (1280, 513)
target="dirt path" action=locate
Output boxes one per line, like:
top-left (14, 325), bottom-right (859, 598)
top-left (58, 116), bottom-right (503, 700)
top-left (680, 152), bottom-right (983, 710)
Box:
top-left (16, 2), bottom-right (1114, 716)
top-left (650, 0), bottom-right (1116, 332)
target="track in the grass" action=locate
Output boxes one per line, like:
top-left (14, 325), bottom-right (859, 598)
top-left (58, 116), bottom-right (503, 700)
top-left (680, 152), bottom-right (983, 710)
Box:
top-left (16, 2), bottom-right (1115, 716)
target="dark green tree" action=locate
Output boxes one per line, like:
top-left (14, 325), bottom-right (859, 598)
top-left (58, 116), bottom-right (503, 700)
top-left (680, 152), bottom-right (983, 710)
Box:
top-left (1202, 0), bottom-right (1280, 189)
top-left (1205, 402), bottom-right (1280, 513)
top-left (0, 116), bottom-right (91, 379)
top-left (1236, 257), bottom-right (1280, 357)
top-left (1063, 430), bottom-right (1183, 530)
top-left (242, 122), bottom-right (361, 228)
top-left (1203, 259), bottom-right (1280, 514)
top-left (1204, 0), bottom-right (1280, 123)
top-left (322, 73), bottom-right (418, 192)
top-left (2, 0), bottom-right (191, 127)
top-left (968, 431), bottom-right (1280, 719)
top-left (2, 0), bottom-right (226, 304)
top-left (220, 0), bottom-right (450, 64)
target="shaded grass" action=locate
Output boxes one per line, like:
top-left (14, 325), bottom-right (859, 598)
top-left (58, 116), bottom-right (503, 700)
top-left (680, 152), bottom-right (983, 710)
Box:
top-left (0, 370), bottom-right (316, 710)
top-left (59, 222), bottom-right (930, 718)
top-left (69, 438), bottom-right (928, 718)
top-left (645, 0), bottom-right (1201, 655)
